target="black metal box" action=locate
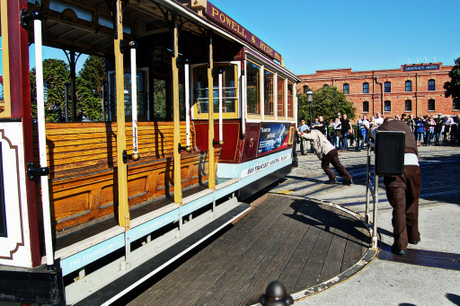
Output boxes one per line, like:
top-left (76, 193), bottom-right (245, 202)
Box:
top-left (375, 131), bottom-right (405, 175)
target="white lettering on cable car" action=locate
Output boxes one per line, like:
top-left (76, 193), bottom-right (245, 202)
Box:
top-left (241, 153), bottom-right (290, 178)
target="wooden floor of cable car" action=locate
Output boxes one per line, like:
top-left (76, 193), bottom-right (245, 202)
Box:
top-left (53, 181), bottom-right (214, 252)
top-left (112, 194), bottom-right (372, 305)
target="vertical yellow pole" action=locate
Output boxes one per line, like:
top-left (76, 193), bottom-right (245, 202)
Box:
top-left (172, 16), bottom-right (182, 204)
top-left (207, 33), bottom-right (215, 189)
top-left (115, 0), bottom-right (129, 228)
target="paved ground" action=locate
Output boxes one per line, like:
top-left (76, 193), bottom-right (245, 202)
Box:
top-left (279, 145), bottom-right (460, 306)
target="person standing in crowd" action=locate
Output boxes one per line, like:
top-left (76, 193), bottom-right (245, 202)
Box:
top-left (333, 117), bottom-right (342, 149)
top-left (318, 116), bottom-right (327, 135)
top-left (377, 117), bottom-right (421, 255)
top-left (401, 113), bottom-right (407, 122)
top-left (374, 112), bottom-right (384, 127)
top-left (328, 118), bottom-right (335, 146)
top-left (407, 114), bottom-right (415, 135)
top-left (311, 117), bottom-right (320, 130)
top-left (434, 114), bottom-right (444, 145)
top-left (426, 116), bottom-right (436, 146)
top-left (414, 117), bottom-right (424, 147)
top-left (443, 115), bottom-right (455, 143)
top-left (357, 114), bottom-right (370, 151)
top-left (298, 119), bottom-right (310, 155)
top-left (340, 113), bottom-right (351, 151)
top-left (296, 128), bottom-right (353, 185)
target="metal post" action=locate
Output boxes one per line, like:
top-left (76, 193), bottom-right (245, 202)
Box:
top-left (185, 60), bottom-right (191, 151)
top-left (33, 12), bottom-right (54, 269)
top-left (372, 173), bottom-right (379, 250)
top-left (114, 0), bottom-right (130, 229)
top-left (64, 82), bottom-right (70, 122)
top-left (207, 32), bottom-right (215, 189)
top-left (130, 42), bottom-right (139, 161)
top-left (172, 16), bottom-right (183, 204)
top-left (218, 69), bottom-right (223, 145)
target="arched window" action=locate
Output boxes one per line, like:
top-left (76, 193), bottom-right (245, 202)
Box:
top-left (428, 79), bottom-right (435, 91)
top-left (363, 82), bottom-right (369, 93)
top-left (363, 101), bottom-right (369, 113)
top-left (405, 80), bottom-right (412, 92)
top-left (384, 81), bottom-right (391, 92)
top-left (343, 83), bottom-right (349, 94)
top-left (303, 85), bottom-right (309, 94)
top-left (405, 100), bottom-right (412, 111)
top-left (428, 99), bottom-right (435, 111)
top-left (384, 100), bottom-right (391, 112)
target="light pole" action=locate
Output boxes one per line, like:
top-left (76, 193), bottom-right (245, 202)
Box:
top-left (307, 89), bottom-right (313, 126)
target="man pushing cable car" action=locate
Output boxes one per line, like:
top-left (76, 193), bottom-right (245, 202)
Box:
top-left (296, 128), bottom-right (353, 185)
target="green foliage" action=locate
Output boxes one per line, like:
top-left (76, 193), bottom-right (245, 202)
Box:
top-left (30, 55), bottom-right (106, 122)
top-left (444, 57), bottom-right (460, 100)
top-left (76, 55), bottom-right (106, 121)
top-left (153, 79), bottom-right (167, 119)
top-left (297, 86), bottom-right (356, 125)
top-left (30, 59), bottom-right (70, 122)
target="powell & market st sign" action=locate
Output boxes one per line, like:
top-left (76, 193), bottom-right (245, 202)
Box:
top-left (207, 2), bottom-right (282, 63)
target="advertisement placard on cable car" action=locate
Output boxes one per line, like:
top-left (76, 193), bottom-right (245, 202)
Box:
top-left (257, 123), bottom-right (290, 155)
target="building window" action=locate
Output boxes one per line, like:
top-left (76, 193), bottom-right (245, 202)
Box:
top-left (405, 100), bottom-right (412, 111)
top-left (363, 82), bottom-right (369, 93)
top-left (323, 84), bottom-right (329, 88)
top-left (343, 83), bottom-right (349, 94)
top-left (405, 80), bottom-right (412, 92)
top-left (428, 99), bottom-right (435, 111)
top-left (303, 85), bottom-right (308, 94)
top-left (363, 101), bottom-right (369, 113)
top-left (428, 79), bottom-right (435, 91)
top-left (454, 98), bottom-right (460, 111)
top-left (384, 100), bottom-right (391, 112)
top-left (384, 82), bottom-right (391, 93)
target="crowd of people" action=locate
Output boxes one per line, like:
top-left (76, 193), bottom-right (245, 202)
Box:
top-left (298, 112), bottom-right (460, 153)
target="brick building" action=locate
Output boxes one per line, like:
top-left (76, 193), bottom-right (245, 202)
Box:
top-left (297, 62), bottom-right (459, 122)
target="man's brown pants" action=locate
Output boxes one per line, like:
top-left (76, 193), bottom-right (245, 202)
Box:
top-left (384, 165), bottom-right (422, 250)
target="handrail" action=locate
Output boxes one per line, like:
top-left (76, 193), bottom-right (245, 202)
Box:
top-left (130, 41), bottom-right (140, 161)
top-left (33, 12), bottom-right (55, 268)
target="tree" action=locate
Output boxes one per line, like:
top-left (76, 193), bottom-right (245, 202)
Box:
top-left (76, 55), bottom-right (106, 121)
top-left (444, 57), bottom-right (460, 99)
top-left (30, 59), bottom-right (70, 122)
top-left (297, 86), bottom-right (356, 125)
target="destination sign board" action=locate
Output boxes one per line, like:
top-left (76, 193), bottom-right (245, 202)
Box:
top-left (207, 2), bottom-right (282, 62)
top-left (403, 64), bottom-right (440, 72)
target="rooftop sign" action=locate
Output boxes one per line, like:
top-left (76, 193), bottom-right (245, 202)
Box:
top-left (403, 64), bottom-right (440, 72)
top-left (207, 2), bottom-right (282, 63)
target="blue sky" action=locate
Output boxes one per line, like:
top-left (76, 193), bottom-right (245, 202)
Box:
top-left (33, 0), bottom-right (459, 75)
top-left (210, 0), bottom-right (460, 75)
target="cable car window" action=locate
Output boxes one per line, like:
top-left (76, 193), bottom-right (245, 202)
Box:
top-left (287, 81), bottom-right (294, 118)
top-left (277, 76), bottom-right (285, 118)
top-left (246, 60), bottom-right (261, 117)
top-left (264, 68), bottom-right (274, 117)
top-left (193, 63), bottom-right (238, 119)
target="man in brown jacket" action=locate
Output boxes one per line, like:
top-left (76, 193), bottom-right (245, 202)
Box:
top-left (378, 117), bottom-right (422, 256)
top-left (297, 129), bottom-right (353, 185)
